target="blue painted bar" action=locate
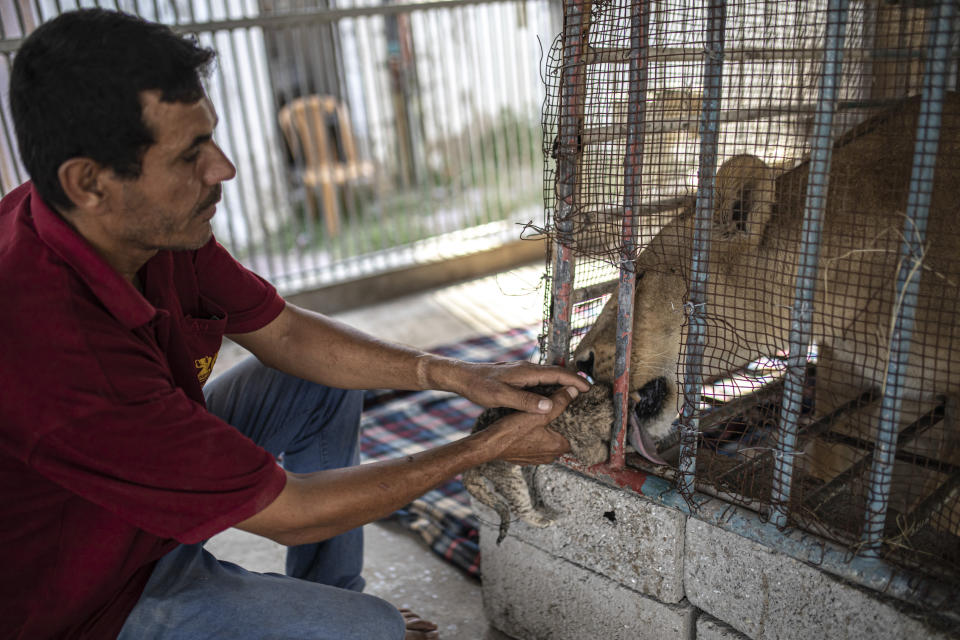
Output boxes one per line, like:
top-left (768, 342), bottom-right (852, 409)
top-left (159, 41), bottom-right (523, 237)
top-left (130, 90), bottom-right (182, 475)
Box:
top-left (769, 0), bottom-right (849, 528)
top-left (611, 0), bottom-right (651, 468)
top-left (861, 0), bottom-right (955, 555)
top-left (677, 0), bottom-right (725, 498)
top-left (547, 0), bottom-right (590, 366)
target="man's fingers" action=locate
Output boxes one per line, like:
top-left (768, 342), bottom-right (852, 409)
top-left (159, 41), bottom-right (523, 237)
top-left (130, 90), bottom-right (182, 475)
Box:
top-left (454, 360), bottom-right (591, 412)
top-left (518, 383), bottom-right (579, 415)
top-left (488, 388), bottom-right (575, 464)
top-left (545, 385), bottom-right (578, 419)
top-left (506, 363), bottom-right (592, 393)
top-left (546, 366), bottom-right (593, 392)
top-left (497, 407), bottom-right (572, 463)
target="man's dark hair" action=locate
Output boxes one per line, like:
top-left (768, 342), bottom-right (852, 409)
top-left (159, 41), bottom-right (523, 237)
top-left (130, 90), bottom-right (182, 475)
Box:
top-left (10, 9), bottom-right (216, 209)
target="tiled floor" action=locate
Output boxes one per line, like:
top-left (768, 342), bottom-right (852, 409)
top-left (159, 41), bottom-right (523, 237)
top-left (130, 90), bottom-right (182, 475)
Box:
top-left (205, 263), bottom-right (548, 640)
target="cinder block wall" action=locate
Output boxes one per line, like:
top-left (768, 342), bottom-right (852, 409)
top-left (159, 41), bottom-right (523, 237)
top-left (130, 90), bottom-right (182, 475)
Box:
top-left (476, 466), bottom-right (957, 640)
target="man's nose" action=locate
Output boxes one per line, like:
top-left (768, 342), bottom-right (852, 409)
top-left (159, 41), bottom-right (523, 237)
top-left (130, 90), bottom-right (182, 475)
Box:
top-left (205, 142), bottom-right (236, 184)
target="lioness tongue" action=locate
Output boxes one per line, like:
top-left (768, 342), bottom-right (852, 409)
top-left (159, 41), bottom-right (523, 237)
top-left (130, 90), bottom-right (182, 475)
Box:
top-left (628, 412), bottom-right (668, 465)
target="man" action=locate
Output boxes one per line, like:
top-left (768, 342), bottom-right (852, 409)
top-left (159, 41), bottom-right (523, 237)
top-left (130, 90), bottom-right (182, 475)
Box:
top-left (0, 9), bottom-right (589, 639)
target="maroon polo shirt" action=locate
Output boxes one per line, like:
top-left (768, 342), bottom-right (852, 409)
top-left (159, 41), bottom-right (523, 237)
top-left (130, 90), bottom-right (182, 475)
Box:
top-left (0, 183), bottom-right (288, 638)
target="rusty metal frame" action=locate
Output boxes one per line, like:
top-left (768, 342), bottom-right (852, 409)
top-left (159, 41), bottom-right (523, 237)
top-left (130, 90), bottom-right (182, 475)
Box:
top-left (609, 0), bottom-right (651, 469)
top-left (547, 0), bottom-right (592, 367)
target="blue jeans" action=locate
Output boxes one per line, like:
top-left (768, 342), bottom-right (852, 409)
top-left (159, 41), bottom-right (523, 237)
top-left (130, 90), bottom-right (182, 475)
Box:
top-left (118, 357), bottom-right (405, 640)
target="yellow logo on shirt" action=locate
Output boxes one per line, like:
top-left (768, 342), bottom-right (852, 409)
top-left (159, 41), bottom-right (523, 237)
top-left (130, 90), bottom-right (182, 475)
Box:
top-left (195, 353), bottom-right (219, 386)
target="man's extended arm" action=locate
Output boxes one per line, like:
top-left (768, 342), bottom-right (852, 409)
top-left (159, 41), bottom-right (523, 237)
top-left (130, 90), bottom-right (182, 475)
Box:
top-left (234, 385), bottom-right (578, 545)
top-left (229, 303), bottom-right (590, 414)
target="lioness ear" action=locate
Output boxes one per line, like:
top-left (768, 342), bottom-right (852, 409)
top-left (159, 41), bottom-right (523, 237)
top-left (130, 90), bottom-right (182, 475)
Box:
top-left (712, 154), bottom-right (775, 249)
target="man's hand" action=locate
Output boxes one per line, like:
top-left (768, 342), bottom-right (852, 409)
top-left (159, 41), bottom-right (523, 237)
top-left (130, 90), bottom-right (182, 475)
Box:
top-left (423, 357), bottom-right (591, 414)
top-left (481, 385), bottom-right (578, 465)
top-left (236, 386), bottom-right (580, 546)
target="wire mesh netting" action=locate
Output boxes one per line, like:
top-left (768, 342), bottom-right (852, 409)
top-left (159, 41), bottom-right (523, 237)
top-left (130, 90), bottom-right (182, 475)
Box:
top-left (540, 0), bottom-right (960, 595)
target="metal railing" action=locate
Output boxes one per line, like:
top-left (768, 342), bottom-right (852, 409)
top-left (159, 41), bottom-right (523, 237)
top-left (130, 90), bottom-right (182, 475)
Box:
top-left (0, 0), bottom-right (562, 294)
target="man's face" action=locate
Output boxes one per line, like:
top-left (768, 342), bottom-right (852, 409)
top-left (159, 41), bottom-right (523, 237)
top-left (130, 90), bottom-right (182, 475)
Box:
top-left (113, 90), bottom-right (236, 252)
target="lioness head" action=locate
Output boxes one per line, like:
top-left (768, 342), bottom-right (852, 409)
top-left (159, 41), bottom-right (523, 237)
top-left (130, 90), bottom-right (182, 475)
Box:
top-left (572, 154), bottom-right (778, 462)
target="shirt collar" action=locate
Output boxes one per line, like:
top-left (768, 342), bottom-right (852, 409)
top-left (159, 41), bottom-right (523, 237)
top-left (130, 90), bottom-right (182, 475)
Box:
top-left (30, 183), bottom-right (158, 329)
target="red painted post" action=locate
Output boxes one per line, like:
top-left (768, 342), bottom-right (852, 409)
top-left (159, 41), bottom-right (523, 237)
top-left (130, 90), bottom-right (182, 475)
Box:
top-left (546, 0), bottom-right (591, 367)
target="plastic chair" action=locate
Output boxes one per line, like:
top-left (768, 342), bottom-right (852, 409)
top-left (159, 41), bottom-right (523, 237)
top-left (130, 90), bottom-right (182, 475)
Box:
top-left (278, 95), bottom-right (374, 236)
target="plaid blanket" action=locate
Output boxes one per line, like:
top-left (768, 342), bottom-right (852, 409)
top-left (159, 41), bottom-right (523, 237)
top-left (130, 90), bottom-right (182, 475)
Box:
top-left (360, 326), bottom-right (540, 579)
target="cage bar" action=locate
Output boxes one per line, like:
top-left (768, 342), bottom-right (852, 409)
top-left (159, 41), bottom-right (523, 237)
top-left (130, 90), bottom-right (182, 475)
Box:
top-left (278, 20), bottom-right (325, 276)
top-left (610, 0), bottom-right (650, 469)
top-left (676, 0), bottom-right (725, 498)
top-left (861, 0), bottom-right (956, 557)
top-left (769, 0), bottom-right (850, 529)
top-left (547, 0), bottom-right (591, 367)
top-left (223, 26), bottom-right (284, 279)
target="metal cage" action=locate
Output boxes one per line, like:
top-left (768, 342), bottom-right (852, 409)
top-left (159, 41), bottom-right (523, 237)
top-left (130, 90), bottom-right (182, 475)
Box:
top-left (541, 0), bottom-right (960, 617)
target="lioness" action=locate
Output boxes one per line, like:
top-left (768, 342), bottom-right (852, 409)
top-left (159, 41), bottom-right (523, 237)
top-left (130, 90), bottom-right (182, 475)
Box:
top-left (573, 93), bottom-right (960, 477)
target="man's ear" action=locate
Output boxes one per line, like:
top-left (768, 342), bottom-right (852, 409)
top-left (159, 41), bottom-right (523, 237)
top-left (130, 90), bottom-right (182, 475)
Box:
top-left (57, 158), bottom-right (109, 211)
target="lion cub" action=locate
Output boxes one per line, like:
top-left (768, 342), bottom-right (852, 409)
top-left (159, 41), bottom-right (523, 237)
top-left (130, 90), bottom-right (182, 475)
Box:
top-left (463, 383), bottom-right (613, 543)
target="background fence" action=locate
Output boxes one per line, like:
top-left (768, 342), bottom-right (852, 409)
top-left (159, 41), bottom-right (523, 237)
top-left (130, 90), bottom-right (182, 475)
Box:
top-left (0, 0), bottom-right (562, 294)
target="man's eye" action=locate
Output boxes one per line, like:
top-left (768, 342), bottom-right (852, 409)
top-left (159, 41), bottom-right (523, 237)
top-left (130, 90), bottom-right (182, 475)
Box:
top-left (182, 151), bottom-right (200, 163)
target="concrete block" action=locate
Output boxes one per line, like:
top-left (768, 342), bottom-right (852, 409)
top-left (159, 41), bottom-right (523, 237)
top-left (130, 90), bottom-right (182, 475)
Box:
top-left (696, 614), bottom-right (751, 640)
top-left (473, 464), bottom-right (687, 602)
top-left (480, 526), bottom-right (695, 640)
top-left (684, 518), bottom-right (957, 640)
